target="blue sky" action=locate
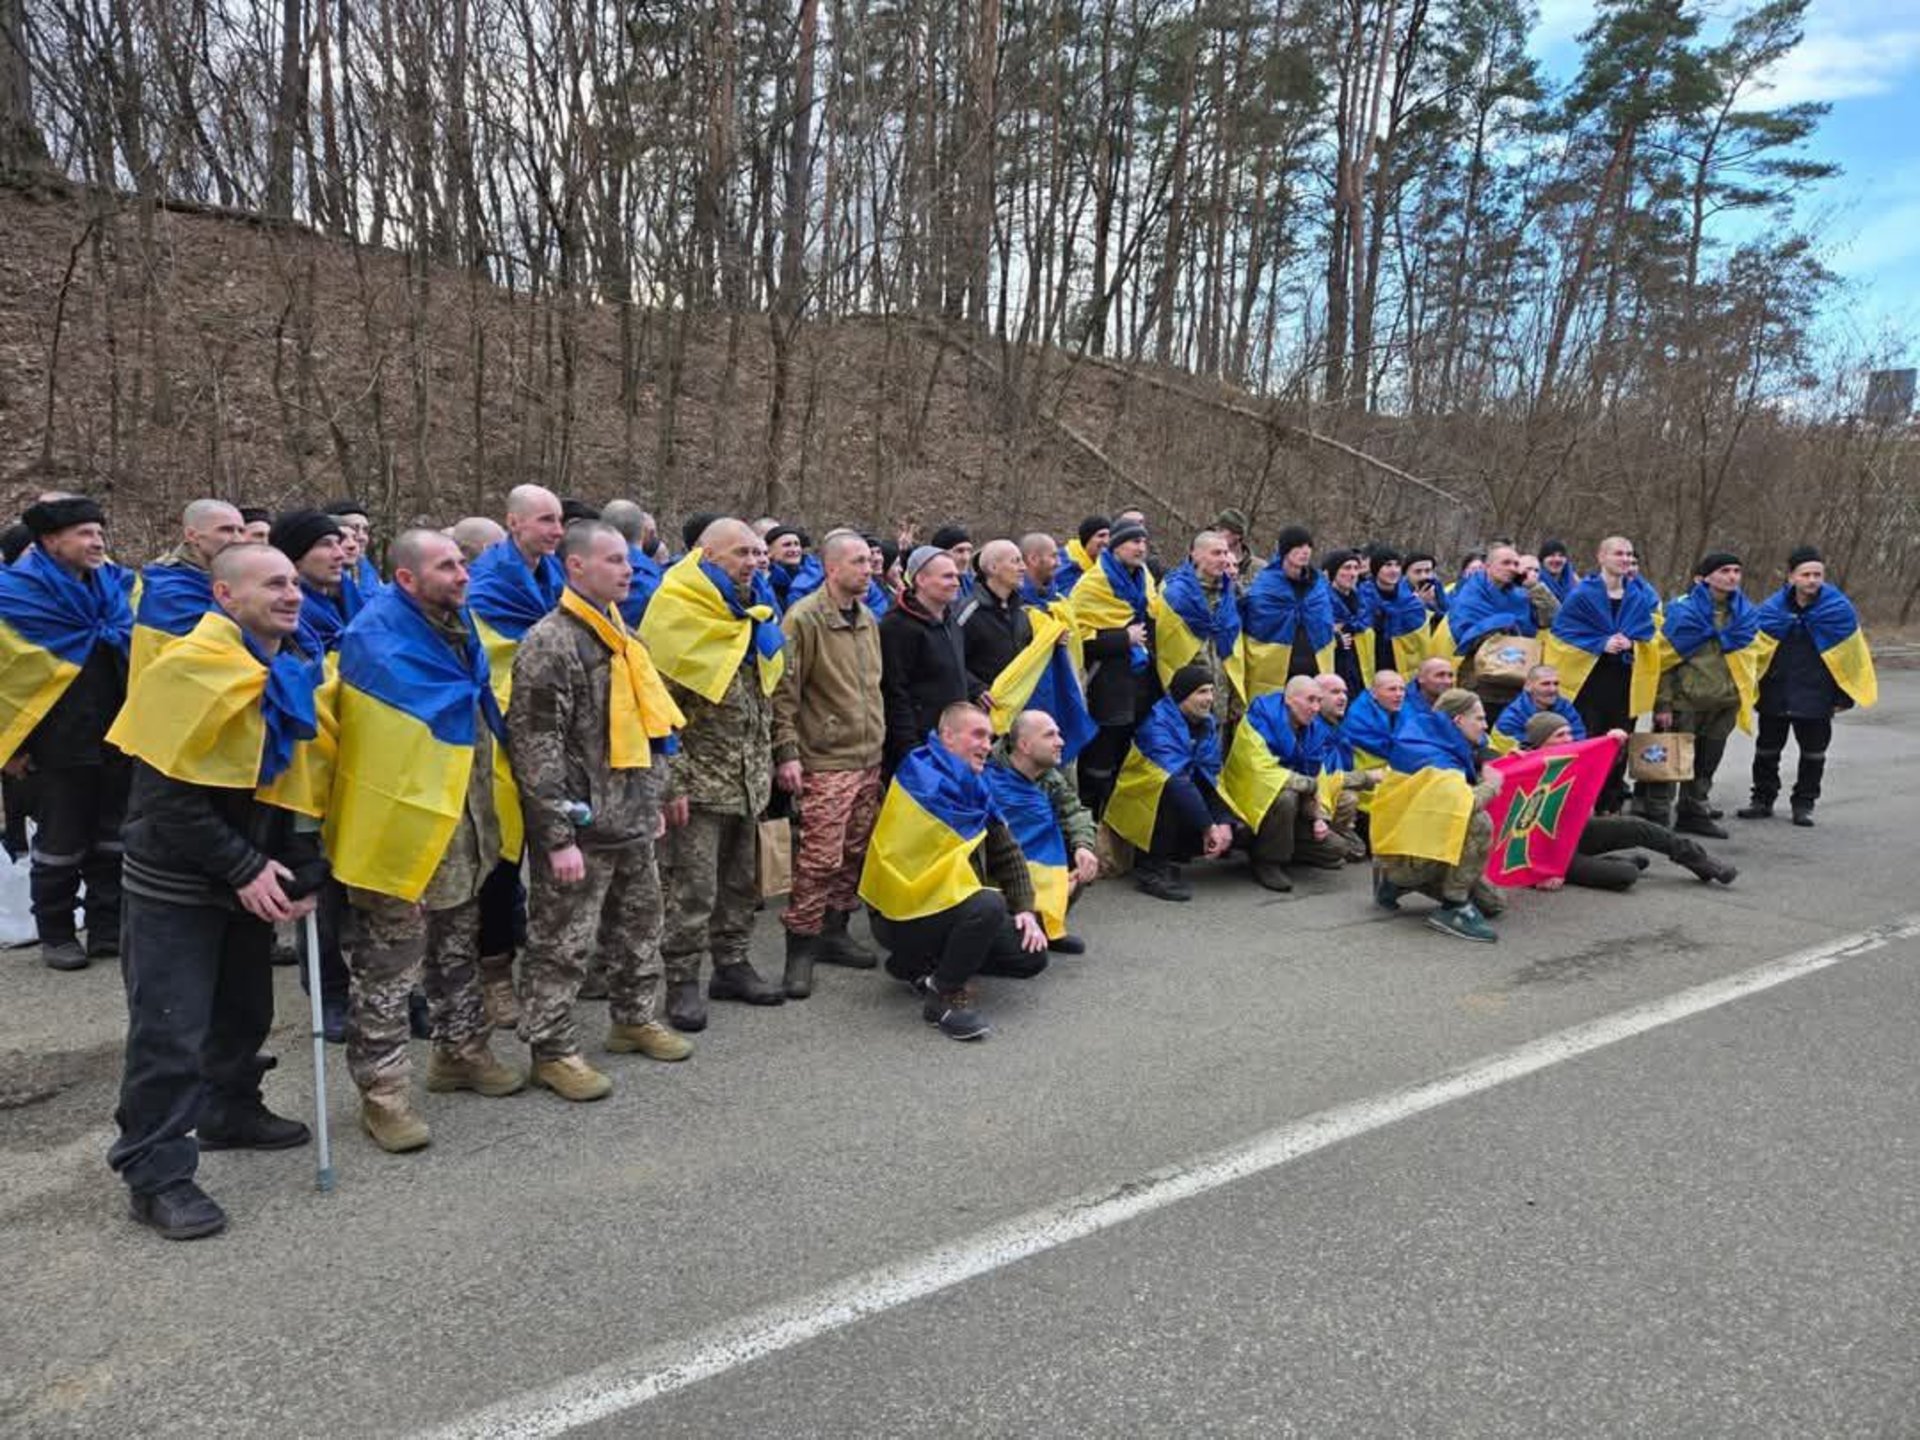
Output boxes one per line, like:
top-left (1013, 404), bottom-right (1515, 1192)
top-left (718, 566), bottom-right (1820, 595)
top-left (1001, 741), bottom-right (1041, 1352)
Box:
top-left (1531, 0), bottom-right (1920, 354)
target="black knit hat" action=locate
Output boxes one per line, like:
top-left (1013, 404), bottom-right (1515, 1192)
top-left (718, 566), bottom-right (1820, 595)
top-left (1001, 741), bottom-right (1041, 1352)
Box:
top-left (930, 524), bottom-right (971, 551)
top-left (1368, 544), bottom-right (1403, 569)
top-left (238, 506), bottom-right (271, 527)
top-left (322, 496), bottom-right (368, 520)
top-left (765, 523), bottom-right (806, 548)
top-left (1787, 544), bottom-right (1823, 571)
top-left (681, 512), bottom-right (722, 550)
top-left (22, 497), bottom-right (103, 537)
top-left (1539, 538), bottom-right (1570, 560)
top-left (0, 523), bottom-right (32, 564)
top-left (1694, 550), bottom-right (1742, 577)
top-left (270, 508), bottom-right (343, 563)
top-left (1108, 520), bottom-right (1148, 548)
top-left (1274, 525), bottom-right (1312, 556)
top-left (1404, 549), bottom-right (1437, 569)
top-left (1321, 547), bottom-right (1360, 577)
top-left (1077, 515), bottom-right (1112, 547)
top-left (560, 498), bottom-right (601, 523)
top-left (1169, 662), bottom-right (1214, 704)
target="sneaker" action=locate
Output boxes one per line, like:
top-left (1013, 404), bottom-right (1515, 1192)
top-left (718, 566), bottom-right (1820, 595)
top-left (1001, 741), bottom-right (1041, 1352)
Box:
top-left (922, 987), bottom-right (991, 1041)
top-left (1047, 933), bottom-right (1087, 955)
top-left (40, 939), bottom-right (87, 972)
top-left (605, 1021), bottom-right (694, 1061)
top-left (1427, 901), bottom-right (1498, 943)
top-left (1372, 868), bottom-right (1404, 912)
top-left (196, 1101), bottom-right (311, 1151)
top-left (129, 1180), bottom-right (228, 1240)
top-left (1134, 861), bottom-right (1192, 903)
top-left (1469, 878), bottom-right (1509, 917)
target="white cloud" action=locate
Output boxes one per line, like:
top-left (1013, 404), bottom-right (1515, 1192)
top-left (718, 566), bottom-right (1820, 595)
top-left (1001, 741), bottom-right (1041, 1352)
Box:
top-left (1756, 28), bottom-right (1920, 106)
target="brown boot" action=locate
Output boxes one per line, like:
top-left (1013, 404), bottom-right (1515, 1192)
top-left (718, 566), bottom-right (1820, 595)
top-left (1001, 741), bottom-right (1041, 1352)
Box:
top-left (530, 1054), bottom-right (614, 1102)
top-left (606, 1021), bottom-right (695, 1062)
top-left (426, 1040), bottom-right (527, 1096)
top-left (360, 1085), bottom-right (431, 1153)
top-left (481, 975), bottom-right (522, 1031)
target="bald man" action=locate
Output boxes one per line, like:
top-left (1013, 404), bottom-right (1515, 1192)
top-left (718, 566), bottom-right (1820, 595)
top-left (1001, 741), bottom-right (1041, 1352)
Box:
top-left (449, 516), bottom-right (506, 562)
top-left (1409, 655), bottom-right (1456, 712)
top-left (600, 498), bottom-right (664, 629)
top-left (960, 538), bottom-right (1033, 697)
top-left (132, 499), bottom-right (247, 679)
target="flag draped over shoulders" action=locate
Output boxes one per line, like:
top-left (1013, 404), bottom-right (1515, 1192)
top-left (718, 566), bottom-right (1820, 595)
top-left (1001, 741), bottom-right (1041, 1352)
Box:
top-left (1070, 550), bottom-right (1156, 674)
top-left (1657, 580), bottom-right (1761, 727)
top-left (1371, 707), bottom-right (1480, 866)
top-left (986, 607), bottom-right (1097, 762)
top-left (1358, 577), bottom-right (1430, 676)
top-left (467, 538), bottom-right (565, 707)
top-left (1242, 563), bottom-right (1334, 695)
top-left (1104, 695), bottom-right (1219, 851)
top-left (617, 546), bottom-right (665, 630)
top-left (0, 548), bottom-right (134, 765)
top-left (1154, 561), bottom-right (1244, 699)
top-left (1437, 572), bottom-right (1536, 654)
top-left (130, 563), bottom-right (215, 681)
top-left (1751, 582), bottom-right (1876, 710)
top-left (1543, 574), bottom-right (1662, 715)
top-left (984, 762), bottom-right (1069, 938)
top-left (859, 738), bottom-right (1000, 921)
top-left (639, 552), bottom-right (786, 702)
top-left (1217, 693), bottom-right (1318, 832)
top-left (1055, 537), bottom-right (1097, 596)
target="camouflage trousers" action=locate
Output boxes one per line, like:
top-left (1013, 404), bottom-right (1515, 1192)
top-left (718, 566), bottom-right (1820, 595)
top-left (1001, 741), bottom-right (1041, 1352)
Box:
top-left (1379, 807), bottom-right (1494, 905)
top-left (660, 808), bottom-right (759, 984)
top-left (519, 840), bottom-right (664, 1061)
top-left (1249, 790), bottom-right (1352, 869)
top-left (344, 893), bottom-right (488, 1092)
top-left (783, 766), bottom-right (882, 937)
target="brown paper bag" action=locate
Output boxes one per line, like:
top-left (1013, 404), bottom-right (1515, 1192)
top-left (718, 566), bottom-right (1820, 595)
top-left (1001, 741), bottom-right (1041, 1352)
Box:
top-left (1472, 635), bottom-right (1541, 685)
top-left (1095, 822), bottom-right (1135, 879)
top-left (756, 818), bottom-right (793, 897)
top-left (1627, 731), bottom-right (1695, 783)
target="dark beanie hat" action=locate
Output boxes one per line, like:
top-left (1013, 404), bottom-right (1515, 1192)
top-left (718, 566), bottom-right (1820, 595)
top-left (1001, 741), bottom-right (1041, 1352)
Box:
top-left (1212, 507), bottom-right (1249, 536)
top-left (23, 497), bottom-right (104, 536)
top-left (1274, 525), bottom-right (1313, 555)
top-left (1321, 547), bottom-right (1359, 576)
top-left (681, 511), bottom-right (722, 550)
top-left (930, 524), bottom-right (971, 551)
top-left (1523, 712), bottom-right (1574, 750)
top-left (877, 537), bottom-right (900, 569)
top-left (1539, 538), bottom-right (1570, 560)
top-left (322, 496), bottom-right (368, 519)
top-left (1369, 544), bottom-right (1403, 569)
top-left (1108, 520), bottom-right (1148, 548)
top-left (270, 508), bottom-right (343, 563)
top-left (0, 523), bottom-right (32, 564)
top-left (1168, 662), bottom-right (1214, 704)
top-left (561, 498), bottom-right (601, 523)
top-left (1694, 550), bottom-right (1741, 577)
top-left (238, 506), bottom-right (270, 527)
top-left (1787, 544), bottom-right (1823, 570)
top-left (764, 523), bottom-right (804, 548)
top-left (1078, 515), bottom-right (1112, 546)
top-left (1404, 549), bottom-right (1437, 569)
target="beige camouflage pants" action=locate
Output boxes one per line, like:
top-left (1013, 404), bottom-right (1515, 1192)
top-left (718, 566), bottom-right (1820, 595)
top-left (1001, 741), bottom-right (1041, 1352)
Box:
top-left (1251, 791), bottom-right (1352, 869)
top-left (519, 840), bottom-right (664, 1061)
top-left (344, 893), bottom-right (487, 1092)
top-left (661, 808), bottom-right (758, 983)
top-left (1380, 807), bottom-right (1494, 905)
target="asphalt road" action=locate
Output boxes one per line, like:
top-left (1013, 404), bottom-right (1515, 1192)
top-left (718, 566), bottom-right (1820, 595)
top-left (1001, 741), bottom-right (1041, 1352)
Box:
top-left (3, 675), bottom-right (1917, 1438)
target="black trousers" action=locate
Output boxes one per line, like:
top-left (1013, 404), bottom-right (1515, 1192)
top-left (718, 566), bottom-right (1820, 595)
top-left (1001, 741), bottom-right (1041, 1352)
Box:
top-left (1751, 714), bottom-right (1832, 807)
top-left (1076, 723), bottom-right (1136, 820)
top-left (1573, 661), bottom-right (1635, 813)
top-left (1566, 814), bottom-right (1694, 891)
top-left (872, 891), bottom-right (1049, 992)
top-left (29, 761), bottom-right (127, 944)
top-left (478, 856), bottom-right (526, 958)
top-left (108, 892), bottom-right (277, 1195)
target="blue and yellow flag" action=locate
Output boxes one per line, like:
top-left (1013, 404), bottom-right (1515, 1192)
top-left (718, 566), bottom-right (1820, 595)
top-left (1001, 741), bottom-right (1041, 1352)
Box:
top-left (1357, 577), bottom-right (1431, 678)
top-left (617, 546), bottom-right (665, 630)
top-left (1543, 574), bottom-right (1663, 717)
top-left (1371, 707), bottom-right (1479, 865)
top-left (859, 737), bottom-right (998, 920)
top-left (1069, 549), bottom-right (1157, 674)
top-left (0, 547), bottom-right (134, 766)
top-left (554, 586), bottom-right (684, 768)
top-left (295, 580), bottom-right (360, 664)
top-left (468, 538), bottom-right (565, 707)
top-left (986, 608), bottom-right (1097, 763)
top-left (1154, 561), bottom-right (1245, 701)
top-left (984, 761), bottom-right (1070, 938)
top-left (639, 551), bottom-right (786, 702)
top-left (1751, 581), bottom-right (1876, 711)
top-left (1242, 563), bottom-right (1336, 696)
top-left (1656, 580), bottom-right (1762, 730)
top-left (107, 610), bottom-right (332, 815)
top-left (130, 563), bottom-right (216, 682)
top-left (325, 586), bottom-right (517, 901)
top-left (1104, 695), bottom-right (1221, 852)
top-left (1438, 571), bottom-right (1537, 654)
top-left (1054, 537), bottom-right (1097, 597)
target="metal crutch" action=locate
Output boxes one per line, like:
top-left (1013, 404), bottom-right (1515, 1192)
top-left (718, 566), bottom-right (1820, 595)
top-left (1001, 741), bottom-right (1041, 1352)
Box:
top-left (302, 907), bottom-right (336, 1193)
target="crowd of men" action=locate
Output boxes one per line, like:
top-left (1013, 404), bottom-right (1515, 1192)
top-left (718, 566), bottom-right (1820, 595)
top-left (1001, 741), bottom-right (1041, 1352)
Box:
top-left (0, 488), bottom-right (1877, 1241)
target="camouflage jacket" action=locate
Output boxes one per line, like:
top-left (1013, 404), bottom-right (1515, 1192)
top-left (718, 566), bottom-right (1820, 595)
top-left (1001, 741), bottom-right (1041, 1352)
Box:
top-left (988, 742), bottom-right (1098, 858)
top-left (508, 603), bottom-right (667, 853)
top-left (664, 658), bottom-right (773, 817)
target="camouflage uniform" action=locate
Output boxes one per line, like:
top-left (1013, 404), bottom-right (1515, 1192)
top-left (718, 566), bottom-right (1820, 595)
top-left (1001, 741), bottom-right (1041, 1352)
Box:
top-left (1378, 771), bottom-right (1501, 906)
top-left (508, 602), bottom-right (670, 1060)
top-left (660, 620), bottom-right (773, 985)
top-left (345, 614), bottom-right (500, 1093)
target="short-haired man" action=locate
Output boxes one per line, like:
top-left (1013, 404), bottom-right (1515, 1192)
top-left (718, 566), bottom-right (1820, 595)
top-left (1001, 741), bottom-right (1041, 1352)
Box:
top-left (1647, 552), bottom-right (1755, 836)
top-left (238, 508), bottom-right (272, 545)
top-left (1444, 543), bottom-right (1558, 721)
top-left (1409, 654), bottom-right (1456, 712)
top-left (1244, 525), bottom-right (1333, 690)
top-left (1018, 533), bottom-right (1066, 612)
top-left (107, 543), bottom-right (326, 1238)
top-left (509, 522), bottom-right (689, 1101)
top-left (449, 516), bottom-right (506, 562)
top-left (1155, 530), bottom-right (1243, 726)
top-left (1071, 519), bottom-right (1160, 816)
top-left (324, 498), bottom-right (383, 596)
top-left (1105, 663), bottom-right (1232, 903)
top-left (1492, 663), bottom-right (1587, 753)
top-left (960, 538), bottom-right (1033, 697)
top-left (987, 709), bottom-right (1099, 954)
top-left (1224, 677), bottom-right (1355, 892)
top-left (131, 499), bottom-right (246, 679)
top-left (860, 702), bottom-right (1050, 1040)
top-left (930, 524), bottom-right (976, 600)
top-left (774, 530), bottom-right (886, 998)
top-left (878, 545), bottom-right (978, 777)
top-left (1545, 534), bottom-right (1659, 812)
top-left (601, 499), bottom-right (664, 629)
top-left (1313, 672), bottom-right (1376, 859)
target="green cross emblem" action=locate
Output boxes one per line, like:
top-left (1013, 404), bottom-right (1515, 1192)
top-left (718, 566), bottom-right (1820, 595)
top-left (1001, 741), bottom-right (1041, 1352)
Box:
top-left (1495, 754), bottom-right (1578, 871)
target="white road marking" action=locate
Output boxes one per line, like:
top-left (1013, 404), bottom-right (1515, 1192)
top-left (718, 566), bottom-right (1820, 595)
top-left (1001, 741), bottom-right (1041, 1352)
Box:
top-left (423, 915), bottom-right (1920, 1439)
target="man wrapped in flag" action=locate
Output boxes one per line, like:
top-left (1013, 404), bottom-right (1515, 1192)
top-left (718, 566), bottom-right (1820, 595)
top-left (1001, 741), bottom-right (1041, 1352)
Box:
top-left (1153, 529), bottom-right (1246, 723)
top-left (325, 498), bottom-right (386, 599)
top-left (642, 518), bottom-right (791, 1030)
top-left (1220, 676), bottom-right (1360, 893)
top-left (1069, 519), bottom-right (1159, 818)
top-left (129, 498), bottom-right (246, 681)
top-left (1738, 545), bottom-right (1877, 828)
top-left (106, 542), bottom-right (331, 1241)
top-left (1435, 543), bottom-right (1560, 722)
top-left (960, 539), bottom-right (1035, 699)
top-left (1243, 526), bottom-right (1335, 696)
top-left (601, 500), bottom-right (665, 629)
top-left (982, 599), bottom-right (1097, 760)
top-left (1357, 548), bottom-right (1431, 680)
top-left (1371, 688), bottom-right (1509, 942)
top-left (859, 701), bottom-right (1050, 1041)
top-left (1643, 551), bottom-right (1759, 836)
top-left (1105, 664), bottom-right (1231, 904)
top-left (326, 529), bottom-right (529, 1155)
top-left (1312, 673), bottom-right (1379, 860)
top-left (1490, 663), bottom-right (1587, 755)
top-left (1543, 535), bottom-right (1661, 814)
top-left (987, 710), bottom-right (1101, 955)
top-left (508, 521), bottom-right (689, 1102)
top-left (1053, 515), bottom-right (1109, 597)
top-left (1017, 532), bottom-right (1070, 615)
top-left (0, 496), bottom-right (135, 972)
top-left (1537, 539), bottom-right (1580, 602)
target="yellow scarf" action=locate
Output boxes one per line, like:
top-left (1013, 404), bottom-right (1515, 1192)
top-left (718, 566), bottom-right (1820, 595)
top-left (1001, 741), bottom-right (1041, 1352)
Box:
top-left (560, 587), bottom-right (685, 769)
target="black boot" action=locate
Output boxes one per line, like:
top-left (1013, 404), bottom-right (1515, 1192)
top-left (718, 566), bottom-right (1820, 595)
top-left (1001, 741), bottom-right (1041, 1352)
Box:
top-left (1790, 749), bottom-right (1825, 825)
top-left (1791, 803), bottom-right (1815, 828)
top-left (665, 979), bottom-right (708, 1032)
top-left (782, 931), bottom-right (817, 1000)
top-left (40, 936), bottom-right (87, 971)
top-left (129, 1180), bottom-right (228, 1241)
top-left (708, 961), bottom-right (786, 1005)
top-left (1671, 838), bottom-right (1738, 886)
top-left (197, 1098), bottom-right (312, 1151)
top-left (1134, 858), bottom-right (1192, 902)
top-left (1736, 798), bottom-right (1774, 820)
top-left (1674, 811), bottom-right (1729, 839)
top-left (814, 909), bottom-right (878, 969)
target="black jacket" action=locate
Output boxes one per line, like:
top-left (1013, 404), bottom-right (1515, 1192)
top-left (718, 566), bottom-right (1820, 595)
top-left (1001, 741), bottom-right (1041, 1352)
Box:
top-left (28, 642), bottom-right (127, 768)
top-left (1081, 562), bottom-right (1161, 727)
top-left (1758, 605), bottom-right (1845, 719)
top-left (960, 585), bottom-right (1033, 695)
top-left (879, 596), bottom-right (981, 774)
top-left (122, 760), bottom-right (323, 910)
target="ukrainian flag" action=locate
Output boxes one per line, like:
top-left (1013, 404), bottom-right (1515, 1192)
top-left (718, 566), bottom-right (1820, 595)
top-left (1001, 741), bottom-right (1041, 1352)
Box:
top-left (640, 552), bottom-right (786, 701)
top-left (325, 586), bottom-right (517, 901)
top-left (986, 608), bottom-right (1097, 762)
top-left (1372, 711), bottom-right (1478, 864)
top-left (984, 762), bottom-right (1070, 938)
top-left (1054, 537), bottom-right (1097, 596)
top-left (1242, 564), bottom-right (1336, 696)
top-left (1217, 714), bottom-right (1303, 833)
top-left (1069, 550), bottom-right (1156, 670)
top-left (1154, 561), bottom-right (1246, 701)
top-left (1657, 581), bottom-right (1762, 730)
top-left (1543, 574), bottom-right (1664, 717)
top-left (467, 538), bottom-right (565, 708)
top-left (107, 611), bottom-right (332, 815)
top-left (1751, 581), bottom-right (1877, 710)
top-left (130, 563), bottom-right (215, 682)
top-left (1105, 695), bottom-right (1221, 852)
top-left (0, 547), bottom-right (134, 766)
top-left (859, 738), bottom-right (996, 920)
top-left (1356, 578), bottom-right (1431, 678)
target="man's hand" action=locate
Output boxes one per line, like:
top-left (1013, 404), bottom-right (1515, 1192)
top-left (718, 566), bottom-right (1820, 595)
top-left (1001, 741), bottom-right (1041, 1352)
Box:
top-left (979, 693), bottom-right (996, 711)
top-left (1072, 846), bottom-right (1099, 886)
top-left (1485, 768), bottom-right (1508, 797)
top-left (1013, 911), bottom-right (1048, 953)
top-left (1604, 633), bottom-right (1632, 654)
top-left (663, 796), bottom-right (690, 829)
top-left (1, 753), bottom-right (29, 779)
top-left (548, 844), bottom-right (586, 885)
top-left (1653, 709), bottom-right (1673, 731)
top-left (1311, 817), bottom-right (1331, 841)
top-left (1608, 728), bottom-right (1630, 745)
top-left (236, 860), bottom-right (297, 924)
top-left (1537, 876), bottom-right (1566, 892)
top-left (775, 760), bottom-right (804, 795)
top-left (1203, 823), bottom-right (1233, 858)
top-left (1126, 622), bottom-right (1148, 648)
top-left (288, 895), bottom-right (319, 920)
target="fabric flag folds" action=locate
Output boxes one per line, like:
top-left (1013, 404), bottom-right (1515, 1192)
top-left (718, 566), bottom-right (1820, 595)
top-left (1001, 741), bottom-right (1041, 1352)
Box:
top-left (858, 738), bottom-right (998, 921)
top-left (986, 608), bottom-right (1097, 763)
top-left (1242, 564), bottom-right (1335, 696)
top-left (130, 564), bottom-right (215, 682)
top-left (1481, 736), bottom-right (1616, 886)
top-left (1069, 550), bottom-right (1157, 672)
top-left (1154, 561), bottom-right (1245, 701)
top-left (0, 547), bottom-right (134, 766)
top-left (1543, 574), bottom-right (1663, 717)
top-left (1750, 582), bottom-right (1877, 711)
top-left (984, 763), bottom-right (1069, 939)
top-left (467, 538), bottom-right (565, 707)
top-left (639, 552), bottom-right (786, 702)
top-left (1656, 580), bottom-right (1761, 729)
top-left (1104, 695), bottom-right (1220, 852)
top-left (557, 587), bottom-right (684, 769)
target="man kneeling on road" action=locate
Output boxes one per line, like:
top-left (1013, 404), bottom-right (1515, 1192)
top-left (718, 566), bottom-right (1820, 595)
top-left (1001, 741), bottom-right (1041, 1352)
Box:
top-left (859, 702), bottom-right (1050, 1041)
top-left (1103, 663), bottom-right (1233, 903)
top-left (987, 710), bottom-right (1101, 955)
top-left (1222, 676), bottom-right (1363, 892)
